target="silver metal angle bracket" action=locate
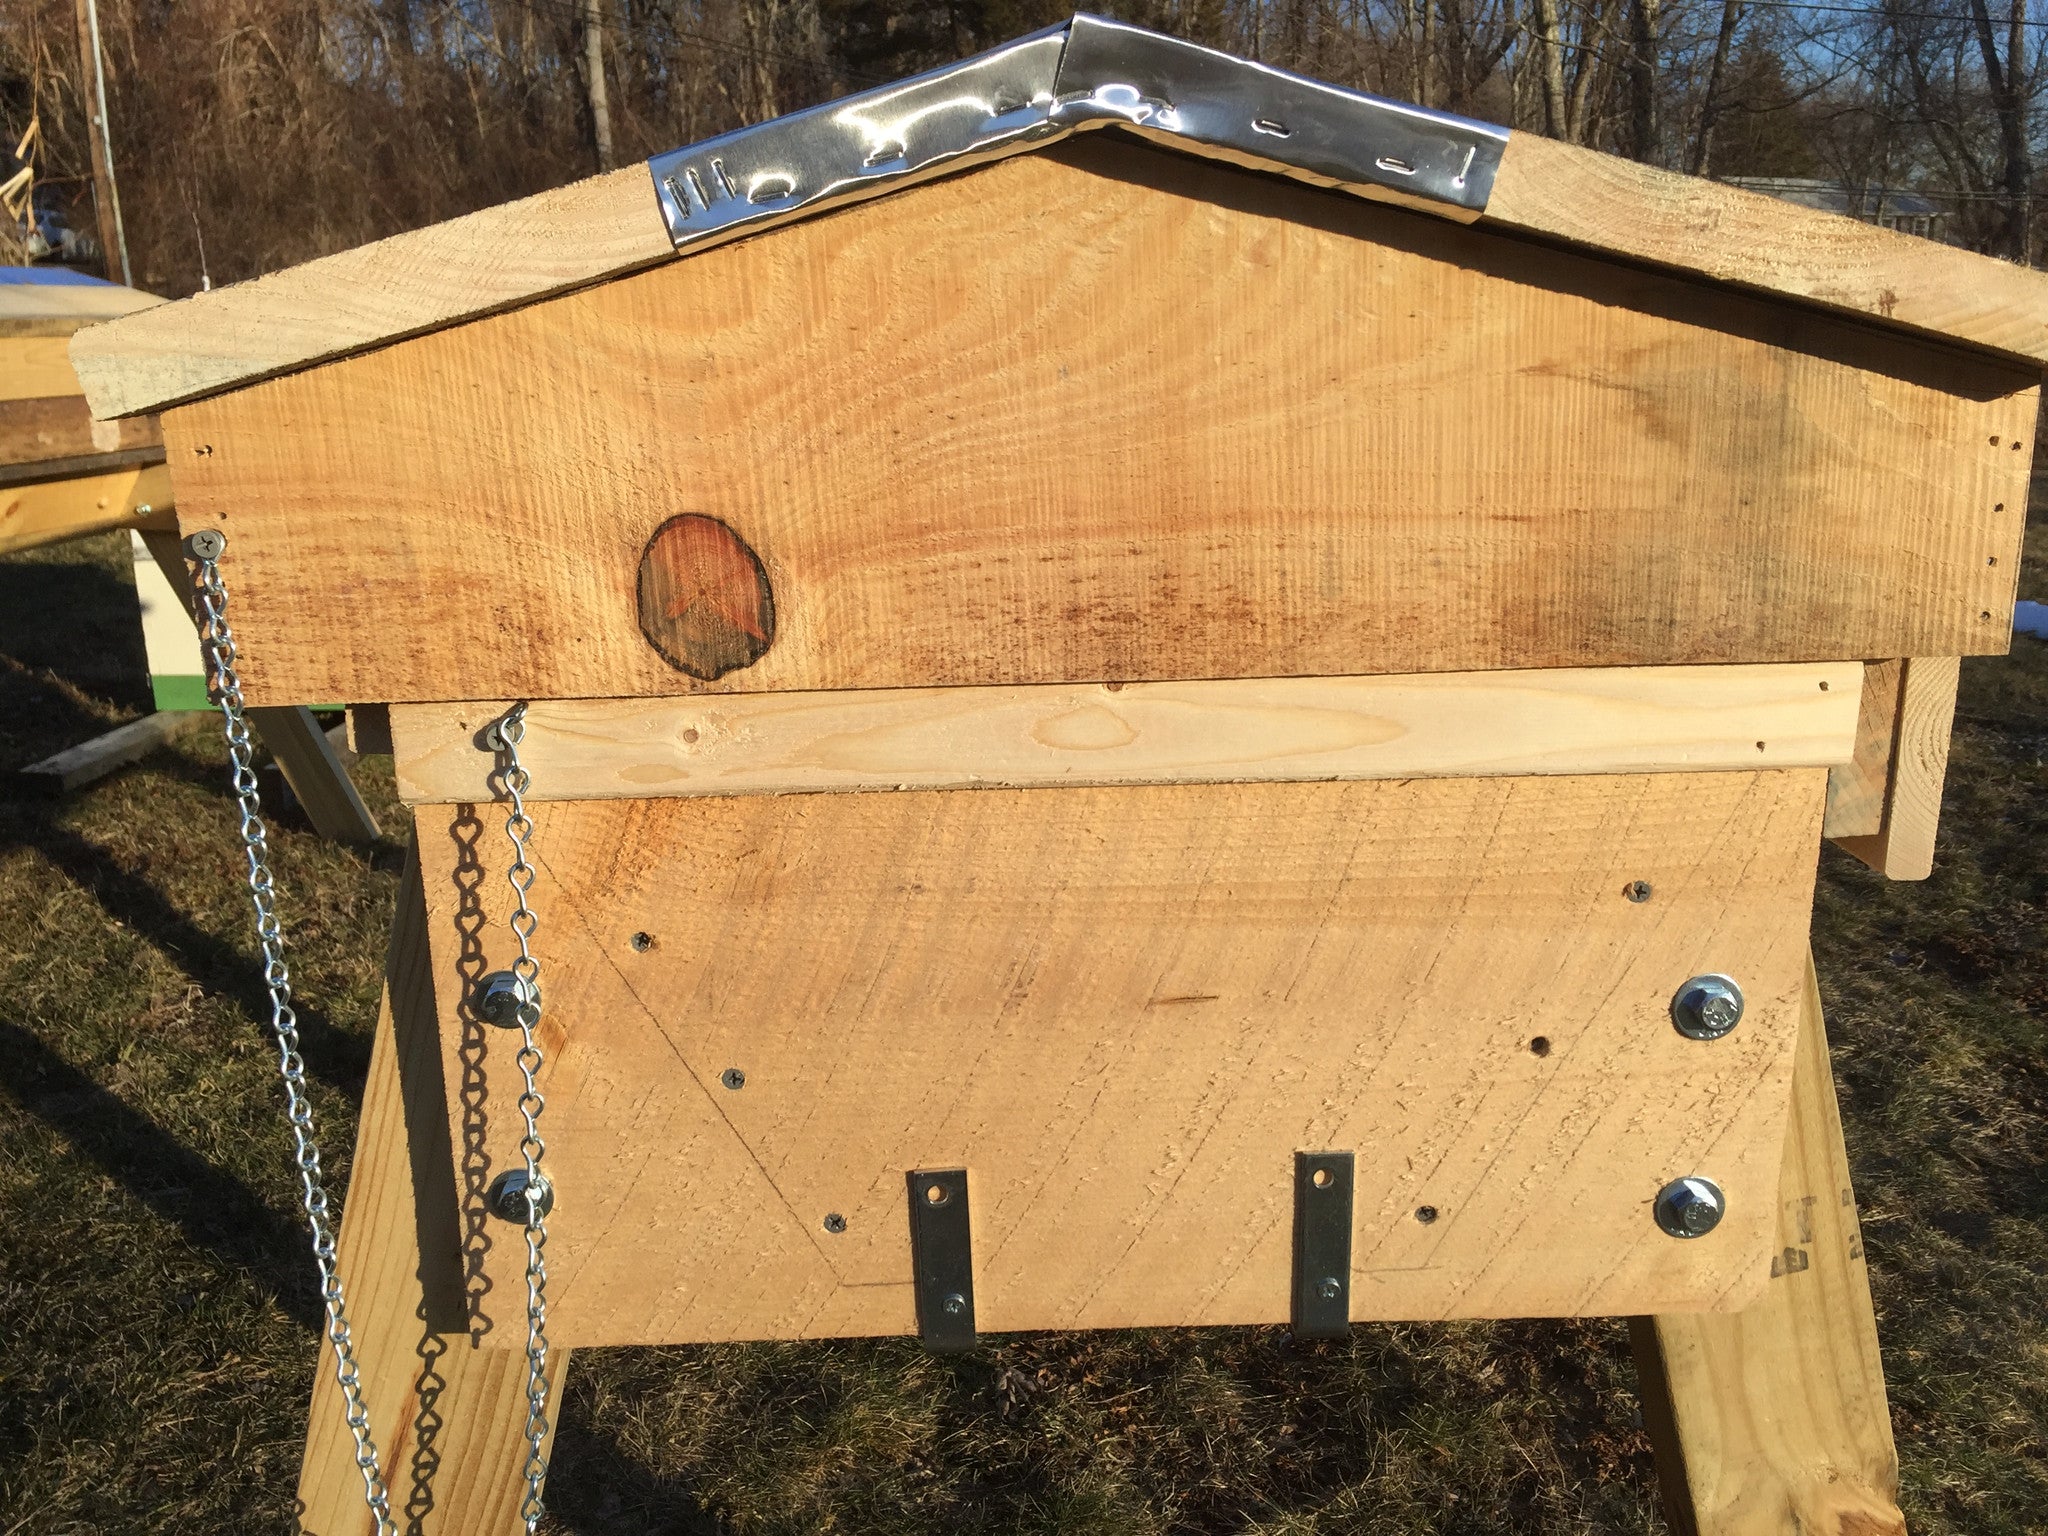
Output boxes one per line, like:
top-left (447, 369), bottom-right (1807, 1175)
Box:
top-left (646, 13), bottom-right (1507, 254)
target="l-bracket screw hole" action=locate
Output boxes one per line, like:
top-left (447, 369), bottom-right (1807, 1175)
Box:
top-left (1529, 1036), bottom-right (1552, 1057)
top-left (1312, 1167), bottom-right (1333, 1188)
top-left (925, 1183), bottom-right (949, 1206)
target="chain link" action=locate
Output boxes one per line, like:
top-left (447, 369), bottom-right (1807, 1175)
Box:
top-left (187, 534), bottom-right (397, 1536)
top-left (187, 532), bottom-right (555, 1534)
top-left (485, 703), bottom-right (556, 1534)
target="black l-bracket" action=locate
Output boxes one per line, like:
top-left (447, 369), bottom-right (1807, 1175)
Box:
top-left (1292, 1150), bottom-right (1355, 1339)
top-left (907, 1168), bottom-right (977, 1352)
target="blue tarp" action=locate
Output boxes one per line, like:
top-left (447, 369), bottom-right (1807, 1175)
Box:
top-left (0, 266), bottom-right (115, 286)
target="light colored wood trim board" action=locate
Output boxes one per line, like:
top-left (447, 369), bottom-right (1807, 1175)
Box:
top-left (390, 663), bottom-right (1861, 805)
top-left (0, 462), bottom-right (173, 555)
top-left (71, 166), bottom-right (673, 420)
top-left (1629, 955), bottom-right (1903, 1536)
top-left (1821, 659), bottom-right (1901, 840)
top-left (1485, 132), bottom-right (2048, 365)
top-left (1833, 655), bottom-right (1961, 880)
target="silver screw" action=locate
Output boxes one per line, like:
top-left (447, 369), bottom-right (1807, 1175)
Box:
top-left (721, 1067), bottom-right (746, 1090)
top-left (1671, 974), bottom-right (1744, 1039)
top-left (182, 529), bottom-right (226, 561)
top-left (1317, 1277), bottom-right (1342, 1301)
top-left (1654, 1176), bottom-right (1726, 1238)
top-left (474, 970), bottom-right (537, 1030)
top-left (487, 1168), bottom-right (554, 1223)
top-left (942, 1292), bottom-right (967, 1316)
top-left (822, 1213), bottom-right (847, 1234)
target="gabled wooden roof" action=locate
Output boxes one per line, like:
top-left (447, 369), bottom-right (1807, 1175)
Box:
top-left (72, 13), bottom-right (2048, 420)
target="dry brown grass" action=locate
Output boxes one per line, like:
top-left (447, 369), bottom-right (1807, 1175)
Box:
top-left (0, 528), bottom-right (2043, 1532)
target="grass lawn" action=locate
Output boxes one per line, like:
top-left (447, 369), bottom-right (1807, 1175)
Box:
top-left (1, 527), bottom-right (2043, 1534)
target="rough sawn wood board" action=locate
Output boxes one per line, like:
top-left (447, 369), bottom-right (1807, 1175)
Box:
top-left (417, 768), bottom-right (1826, 1348)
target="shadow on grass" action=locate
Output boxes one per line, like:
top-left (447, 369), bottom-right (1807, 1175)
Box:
top-left (0, 1018), bottom-right (322, 1330)
top-left (0, 808), bottom-right (370, 1102)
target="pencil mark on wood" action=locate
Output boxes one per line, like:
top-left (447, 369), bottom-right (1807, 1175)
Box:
top-left (636, 514), bottom-right (776, 681)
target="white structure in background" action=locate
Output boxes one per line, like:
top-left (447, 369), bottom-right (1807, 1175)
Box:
top-left (129, 529), bottom-right (206, 709)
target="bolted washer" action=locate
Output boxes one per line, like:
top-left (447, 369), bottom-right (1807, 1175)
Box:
top-left (486, 1168), bottom-right (554, 1223)
top-left (1670, 974), bottom-right (1744, 1039)
top-left (1653, 1176), bottom-right (1726, 1238)
top-left (474, 970), bottom-right (538, 1029)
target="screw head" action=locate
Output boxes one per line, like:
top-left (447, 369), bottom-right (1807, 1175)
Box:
top-left (474, 970), bottom-right (537, 1029)
top-left (1317, 1277), bottom-right (1342, 1301)
top-left (1625, 880), bottom-right (1654, 903)
top-left (1654, 1176), bottom-right (1726, 1238)
top-left (630, 931), bottom-right (653, 952)
top-left (822, 1212), bottom-right (847, 1234)
top-left (942, 1292), bottom-right (967, 1316)
top-left (182, 529), bottom-right (226, 561)
top-left (721, 1067), bottom-right (746, 1091)
top-left (486, 1168), bottom-right (554, 1223)
top-left (1671, 974), bottom-right (1744, 1040)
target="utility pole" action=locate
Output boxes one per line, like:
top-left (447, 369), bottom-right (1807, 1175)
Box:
top-left (583, 0), bottom-right (615, 173)
top-left (71, 0), bottom-right (130, 284)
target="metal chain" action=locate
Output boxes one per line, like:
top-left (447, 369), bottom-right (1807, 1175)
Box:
top-left (185, 531), bottom-right (556, 1534)
top-left (185, 530), bottom-right (397, 1536)
top-left (485, 702), bottom-right (556, 1534)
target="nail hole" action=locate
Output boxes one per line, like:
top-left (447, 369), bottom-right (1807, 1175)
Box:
top-left (823, 1212), bottom-right (847, 1234)
top-left (1104, 681), bottom-right (1125, 692)
top-left (1995, 502), bottom-right (2006, 512)
top-left (721, 1067), bottom-right (746, 1090)
top-left (1988, 556), bottom-right (1999, 566)
top-left (1415, 1205), bottom-right (1439, 1224)
top-left (1983, 611), bottom-right (1995, 621)
top-left (2014, 440), bottom-right (2025, 451)
top-left (1529, 1036), bottom-right (1552, 1057)
top-left (630, 931), bottom-right (653, 952)
top-left (1756, 741), bottom-right (1767, 751)
top-left (1312, 1167), bottom-right (1333, 1188)
top-left (1990, 435), bottom-right (2002, 446)
top-left (925, 1182), bottom-right (949, 1206)
top-left (1818, 680), bottom-right (1830, 691)
top-left (194, 444), bottom-right (213, 456)
top-left (1625, 879), bottom-right (1653, 903)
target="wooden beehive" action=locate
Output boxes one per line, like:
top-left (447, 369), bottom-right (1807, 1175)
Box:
top-left (70, 17), bottom-right (2046, 1531)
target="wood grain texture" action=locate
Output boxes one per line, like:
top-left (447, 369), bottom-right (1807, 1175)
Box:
top-left (1489, 131), bottom-right (2048, 365)
top-left (1834, 655), bottom-right (1961, 881)
top-left (418, 769), bottom-right (1825, 1348)
top-left (68, 123), bottom-right (2048, 421)
top-left (0, 394), bottom-right (158, 468)
top-left (71, 166), bottom-right (673, 420)
top-left (1821, 659), bottom-right (1900, 841)
top-left (300, 852), bottom-right (567, 1535)
top-left (0, 462), bottom-right (173, 555)
top-left (157, 139), bottom-right (2036, 708)
top-left (389, 663), bottom-right (1861, 805)
top-left (1, 335), bottom-right (82, 401)
top-left (1630, 955), bottom-right (1902, 1536)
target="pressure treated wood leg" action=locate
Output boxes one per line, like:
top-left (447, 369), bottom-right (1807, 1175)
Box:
top-left (1631, 954), bottom-right (1904, 1536)
top-left (299, 850), bottom-right (567, 1535)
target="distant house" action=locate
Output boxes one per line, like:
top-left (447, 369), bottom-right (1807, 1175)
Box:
top-left (1723, 176), bottom-right (1948, 242)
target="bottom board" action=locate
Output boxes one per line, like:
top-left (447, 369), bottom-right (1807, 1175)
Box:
top-left (416, 769), bottom-right (1826, 1348)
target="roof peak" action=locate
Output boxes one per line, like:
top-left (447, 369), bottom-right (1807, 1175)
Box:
top-left (649, 14), bottom-right (1509, 255)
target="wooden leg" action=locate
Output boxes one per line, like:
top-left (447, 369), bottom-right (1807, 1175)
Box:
top-left (248, 702), bottom-right (383, 844)
top-left (299, 849), bottom-right (569, 1535)
top-left (138, 526), bottom-right (381, 844)
top-left (1631, 953), bottom-right (1904, 1536)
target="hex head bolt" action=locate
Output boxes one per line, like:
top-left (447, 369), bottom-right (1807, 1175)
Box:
top-left (1654, 1176), bottom-right (1726, 1238)
top-left (486, 1168), bottom-right (554, 1223)
top-left (475, 970), bottom-right (538, 1029)
top-left (1671, 974), bottom-right (1744, 1040)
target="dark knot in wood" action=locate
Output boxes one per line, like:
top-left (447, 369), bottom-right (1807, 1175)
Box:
top-left (635, 514), bottom-right (775, 680)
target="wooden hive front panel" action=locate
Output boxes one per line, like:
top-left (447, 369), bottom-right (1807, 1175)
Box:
top-left (419, 767), bottom-right (1825, 1348)
top-left (165, 136), bottom-right (2033, 708)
